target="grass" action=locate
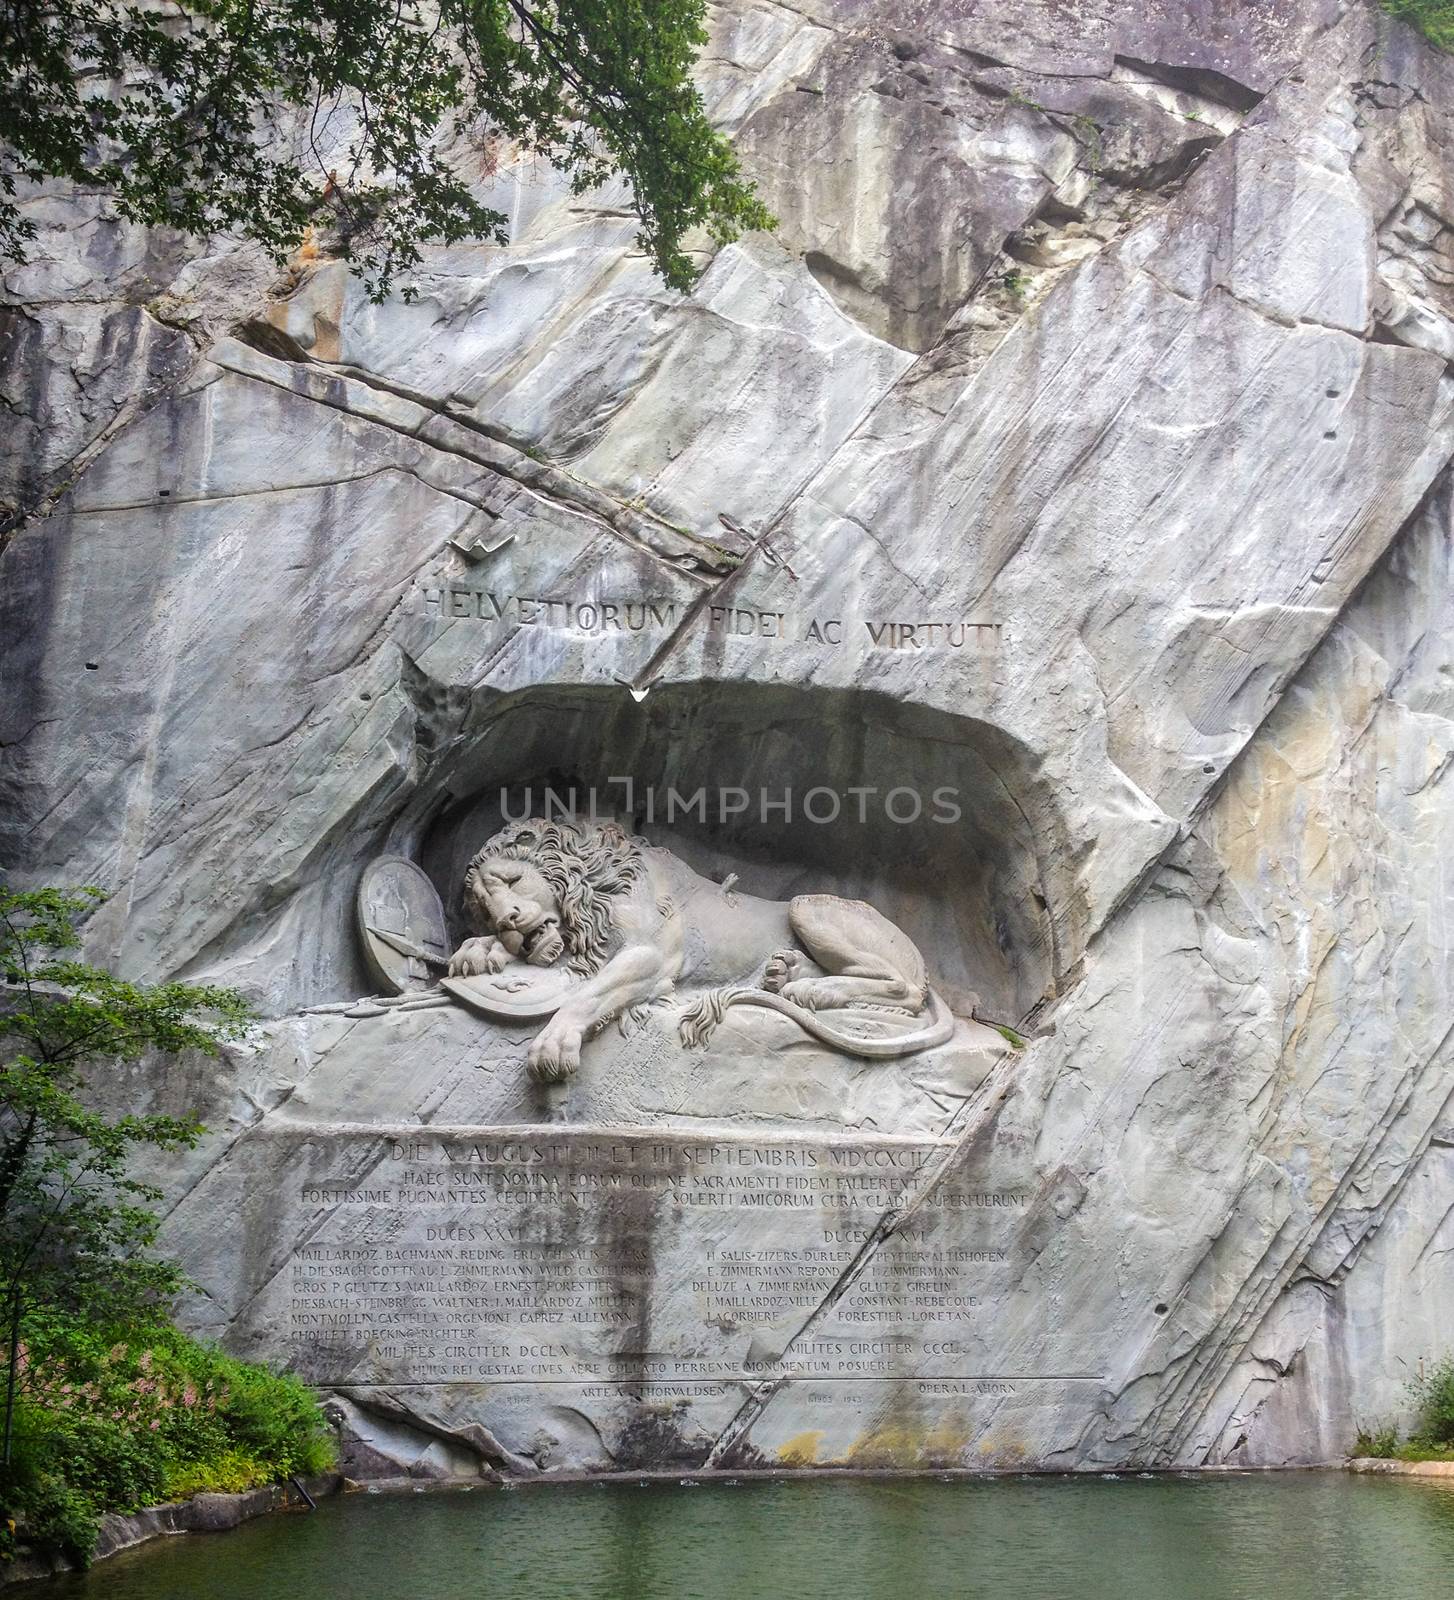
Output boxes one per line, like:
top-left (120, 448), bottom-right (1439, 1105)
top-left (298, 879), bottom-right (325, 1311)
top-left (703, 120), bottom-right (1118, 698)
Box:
top-left (1384, 0), bottom-right (1454, 50)
top-left (1392, 1442), bottom-right (1454, 1462)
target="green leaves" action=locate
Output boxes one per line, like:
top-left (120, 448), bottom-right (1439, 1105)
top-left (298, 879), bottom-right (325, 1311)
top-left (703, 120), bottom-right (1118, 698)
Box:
top-left (0, 885), bottom-right (252, 1465)
top-left (8, 1316), bottom-right (337, 1562)
top-left (0, 0), bottom-right (772, 300)
top-left (1384, 1), bottom-right (1454, 51)
top-left (451, 1), bottom-right (773, 290)
top-left (1408, 1355), bottom-right (1454, 1448)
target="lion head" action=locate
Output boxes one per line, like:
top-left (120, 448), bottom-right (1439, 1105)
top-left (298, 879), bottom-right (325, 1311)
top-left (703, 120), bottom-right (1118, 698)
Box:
top-left (462, 818), bottom-right (644, 975)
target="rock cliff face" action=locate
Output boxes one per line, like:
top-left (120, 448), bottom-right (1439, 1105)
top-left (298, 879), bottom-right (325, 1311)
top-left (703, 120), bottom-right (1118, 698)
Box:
top-left (3, 0), bottom-right (1453, 1474)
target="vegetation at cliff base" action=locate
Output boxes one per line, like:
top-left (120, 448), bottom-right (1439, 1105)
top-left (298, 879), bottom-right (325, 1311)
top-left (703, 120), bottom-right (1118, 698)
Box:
top-left (0, 886), bottom-right (333, 1567)
top-left (1352, 1354), bottom-right (1454, 1462)
top-left (0, 1), bottom-right (772, 300)
top-left (4, 1316), bottom-right (335, 1566)
top-left (1403, 1355), bottom-right (1454, 1454)
top-left (1385, 1), bottom-right (1454, 51)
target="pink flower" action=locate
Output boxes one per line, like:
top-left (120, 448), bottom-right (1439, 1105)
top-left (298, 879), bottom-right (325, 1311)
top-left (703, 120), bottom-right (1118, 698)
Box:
top-left (149, 1420), bottom-right (160, 1431)
top-left (182, 1384), bottom-right (198, 1407)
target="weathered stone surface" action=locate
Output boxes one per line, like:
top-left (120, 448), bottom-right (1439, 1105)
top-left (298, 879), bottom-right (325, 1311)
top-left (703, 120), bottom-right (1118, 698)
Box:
top-left (4, 0), bottom-right (1454, 1475)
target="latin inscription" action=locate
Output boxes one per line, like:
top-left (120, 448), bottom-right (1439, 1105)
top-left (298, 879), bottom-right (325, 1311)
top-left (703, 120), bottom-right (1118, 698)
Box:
top-left (280, 1134), bottom-right (1035, 1387)
top-left (406, 584), bottom-right (1002, 652)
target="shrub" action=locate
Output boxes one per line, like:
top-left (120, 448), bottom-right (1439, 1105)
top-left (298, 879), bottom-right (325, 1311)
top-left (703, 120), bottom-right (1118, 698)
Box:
top-left (14, 1406), bottom-right (168, 1514)
top-left (0, 1313), bottom-right (334, 1568)
top-left (5, 1470), bottom-right (98, 1567)
top-left (162, 1450), bottom-right (270, 1499)
top-left (1408, 1355), bottom-right (1454, 1448)
top-left (1353, 1423), bottom-right (1399, 1458)
top-left (170, 1345), bottom-right (336, 1478)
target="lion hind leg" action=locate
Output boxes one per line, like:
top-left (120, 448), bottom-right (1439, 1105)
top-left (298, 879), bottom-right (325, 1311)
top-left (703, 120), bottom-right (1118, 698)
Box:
top-left (787, 895), bottom-right (927, 1005)
top-left (761, 950), bottom-right (800, 994)
top-left (781, 975), bottom-right (920, 1013)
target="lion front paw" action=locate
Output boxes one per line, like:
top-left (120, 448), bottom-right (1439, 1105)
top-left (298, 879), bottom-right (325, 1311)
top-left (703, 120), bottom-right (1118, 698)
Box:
top-left (448, 936), bottom-right (498, 977)
top-left (528, 1019), bottom-right (583, 1083)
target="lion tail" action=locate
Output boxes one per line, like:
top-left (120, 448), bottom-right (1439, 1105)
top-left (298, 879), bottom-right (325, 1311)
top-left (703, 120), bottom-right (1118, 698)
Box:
top-left (678, 988), bottom-right (956, 1059)
top-left (678, 987), bottom-right (748, 1049)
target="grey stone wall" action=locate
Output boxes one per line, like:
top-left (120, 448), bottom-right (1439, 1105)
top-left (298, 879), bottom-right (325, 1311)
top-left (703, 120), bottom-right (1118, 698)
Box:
top-left (3, 0), bottom-right (1452, 1472)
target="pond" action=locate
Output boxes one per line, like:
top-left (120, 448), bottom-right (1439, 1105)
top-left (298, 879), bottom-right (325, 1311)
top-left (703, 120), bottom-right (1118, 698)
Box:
top-left (38, 1472), bottom-right (1454, 1600)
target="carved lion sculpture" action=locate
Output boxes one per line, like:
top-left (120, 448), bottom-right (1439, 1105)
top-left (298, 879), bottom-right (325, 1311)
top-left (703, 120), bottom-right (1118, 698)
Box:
top-left (445, 817), bottom-right (955, 1082)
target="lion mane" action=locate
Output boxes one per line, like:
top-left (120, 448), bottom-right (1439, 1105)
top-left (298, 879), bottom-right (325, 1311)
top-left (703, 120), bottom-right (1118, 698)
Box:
top-left (463, 818), bottom-right (645, 975)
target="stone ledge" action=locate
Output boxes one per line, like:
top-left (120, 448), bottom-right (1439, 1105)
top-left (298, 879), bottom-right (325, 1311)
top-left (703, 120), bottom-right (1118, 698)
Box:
top-left (1347, 1457), bottom-right (1454, 1478)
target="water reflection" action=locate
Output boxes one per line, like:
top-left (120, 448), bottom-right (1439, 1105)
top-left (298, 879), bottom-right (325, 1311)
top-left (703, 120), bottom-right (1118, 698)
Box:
top-left (39, 1472), bottom-right (1454, 1600)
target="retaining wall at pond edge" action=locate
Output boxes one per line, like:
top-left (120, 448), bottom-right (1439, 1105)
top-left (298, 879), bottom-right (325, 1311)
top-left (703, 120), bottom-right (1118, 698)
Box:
top-left (1347, 1459), bottom-right (1454, 1478)
top-left (0, 1474), bottom-right (342, 1586)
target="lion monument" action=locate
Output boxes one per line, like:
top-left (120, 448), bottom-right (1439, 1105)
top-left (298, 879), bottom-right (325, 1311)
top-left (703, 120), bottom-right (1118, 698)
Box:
top-left (441, 817), bottom-right (956, 1082)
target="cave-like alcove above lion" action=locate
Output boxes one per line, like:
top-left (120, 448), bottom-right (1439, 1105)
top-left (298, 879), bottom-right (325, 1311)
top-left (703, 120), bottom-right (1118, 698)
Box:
top-left (412, 680), bottom-right (1072, 1028)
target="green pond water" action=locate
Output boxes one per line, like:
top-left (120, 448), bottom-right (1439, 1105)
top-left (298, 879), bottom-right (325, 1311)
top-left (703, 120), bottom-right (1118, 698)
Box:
top-left (38, 1472), bottom-right (1454, 1600)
